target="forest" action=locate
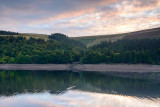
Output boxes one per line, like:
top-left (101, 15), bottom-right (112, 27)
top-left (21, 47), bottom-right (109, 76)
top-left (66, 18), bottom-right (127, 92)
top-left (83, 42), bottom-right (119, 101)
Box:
top-left (0, 34), bottom-right (85, 64)
top-left (81, 39), bottom-right (160, 64)
top-left (0, 33), bottom-right (160, 64)
top-left (0, 30), bottom-right (18, 35)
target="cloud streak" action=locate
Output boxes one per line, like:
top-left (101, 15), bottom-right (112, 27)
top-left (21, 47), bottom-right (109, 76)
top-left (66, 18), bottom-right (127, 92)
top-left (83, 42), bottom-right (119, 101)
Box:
top-left (0, 0), bottom-right (160, 36)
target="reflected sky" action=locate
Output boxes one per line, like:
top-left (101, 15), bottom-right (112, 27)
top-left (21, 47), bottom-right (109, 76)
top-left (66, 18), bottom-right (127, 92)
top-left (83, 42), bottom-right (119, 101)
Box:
top-left (0, 90), bottom-right (160, 107)
top-left (0, 70), bottom-right (160, 107)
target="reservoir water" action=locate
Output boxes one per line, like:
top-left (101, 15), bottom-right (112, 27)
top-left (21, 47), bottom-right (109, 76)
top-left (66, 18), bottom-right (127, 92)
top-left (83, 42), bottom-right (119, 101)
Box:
top-left (0, 70), bottom-right (160, 107)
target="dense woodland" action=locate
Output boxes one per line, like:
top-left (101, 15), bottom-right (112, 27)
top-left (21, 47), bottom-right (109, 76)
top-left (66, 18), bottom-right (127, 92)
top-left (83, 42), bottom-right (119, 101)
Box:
top-left (0, 30), bottom-right (18, 35)
top-left (0, 33), bottom-right (160, 64)
top-left (0, 34), bottom-right (85, 64)
top-left (81, 39), bottom-right (160, 64)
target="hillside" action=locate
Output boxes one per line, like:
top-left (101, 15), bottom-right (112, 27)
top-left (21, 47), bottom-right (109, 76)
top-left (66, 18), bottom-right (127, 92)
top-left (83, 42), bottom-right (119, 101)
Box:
top-left (122, 27), bottom-right (160, 39)
top-left (19, 33), bottom-right (49, 40)
top-left (71, 34), bottom-right (125, 47)
top-left (0, 30), bottom-right (49, 40)
top-left (72, 27), bottom-right (160, 47)
top-left (0, 34), bottom-right (86, 64)
top-left (1, 27), bottom-right (160, 48)
top-left (0, 33), bottom-right (160, 65)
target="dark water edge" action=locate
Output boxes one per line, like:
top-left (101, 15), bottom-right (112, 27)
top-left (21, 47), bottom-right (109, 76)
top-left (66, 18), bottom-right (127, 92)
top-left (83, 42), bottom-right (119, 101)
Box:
top-left (0, 70), bottom-right (160, 98)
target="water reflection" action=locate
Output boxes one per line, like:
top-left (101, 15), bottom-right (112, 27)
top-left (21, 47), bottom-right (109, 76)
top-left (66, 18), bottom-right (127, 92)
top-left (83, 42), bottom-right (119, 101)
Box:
top-left (0, 70), bottom-right (160, 107)
top-left (0, 91), bottom-right (160, 107)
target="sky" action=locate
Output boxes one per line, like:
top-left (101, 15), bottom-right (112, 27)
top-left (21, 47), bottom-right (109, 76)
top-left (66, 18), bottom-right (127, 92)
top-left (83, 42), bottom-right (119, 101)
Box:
top-left (0, 0), bottom-right (160, 37)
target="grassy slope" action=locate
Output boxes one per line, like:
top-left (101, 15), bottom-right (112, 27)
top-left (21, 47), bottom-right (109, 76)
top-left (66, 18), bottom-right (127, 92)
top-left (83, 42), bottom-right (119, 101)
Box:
top-left (1, 27), bottom-right (160, 47)
top-left (122, 27), bottom-right (160, 39)
top-left (71, 34), bottom-right (125, 47)
top-left (0, 33), bottom-right (49, 40)
top-left (72, 27), bottom-right (160, 47)
top-left (19, 33), bottom-right (49, 40)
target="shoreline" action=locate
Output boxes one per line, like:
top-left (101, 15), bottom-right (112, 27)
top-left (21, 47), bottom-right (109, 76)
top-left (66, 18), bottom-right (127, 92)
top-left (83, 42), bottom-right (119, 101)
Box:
top-left (0, 64), bottom-right (160, 72)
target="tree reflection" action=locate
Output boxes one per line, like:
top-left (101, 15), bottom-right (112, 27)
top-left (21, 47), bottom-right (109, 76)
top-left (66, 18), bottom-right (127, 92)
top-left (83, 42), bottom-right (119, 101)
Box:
top-left (0, 70), bottom-right (160, 98)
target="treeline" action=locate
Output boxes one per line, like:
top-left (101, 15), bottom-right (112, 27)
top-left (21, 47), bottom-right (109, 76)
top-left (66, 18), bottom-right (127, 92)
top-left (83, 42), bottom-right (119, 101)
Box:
top-left (49, 33), bottom-right (86, 48)
top-left (0, 34), bottom-right (160, 64)
top-left (81, 39), bottom-right (160, 64)
top-left (0, 30), bottom-right (18, 35)
top-left (0, 35), bottom-right (85, 64)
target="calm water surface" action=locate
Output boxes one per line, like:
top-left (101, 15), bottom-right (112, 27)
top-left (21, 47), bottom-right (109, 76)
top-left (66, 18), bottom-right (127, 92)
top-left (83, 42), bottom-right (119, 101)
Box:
top-left (0, 70), bottom-right (160, 107)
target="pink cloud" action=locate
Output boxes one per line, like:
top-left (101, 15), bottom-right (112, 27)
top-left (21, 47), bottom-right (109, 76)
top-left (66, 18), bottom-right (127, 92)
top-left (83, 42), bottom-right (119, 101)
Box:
top-left (0, 0), bottom-right (160, 36)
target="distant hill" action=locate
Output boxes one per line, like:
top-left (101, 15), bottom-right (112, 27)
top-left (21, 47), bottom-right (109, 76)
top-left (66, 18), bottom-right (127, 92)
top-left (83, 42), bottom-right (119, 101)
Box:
top-left (71, 34), bottom-right (125, 47)
top-left (72, 27), bottom-right (160, 47)
top-left (0, 32), bottom-right (49, 40)
top-left (1, 27), bottom-right (160, 47)
top-left (122, 27), bottom-right (160, 39)
top-left (48, 33), bottom-right (86, 48)
top-left (19, 33), bottom-right (49, 40)
top-left (0, 31), bottom-right (86, 49)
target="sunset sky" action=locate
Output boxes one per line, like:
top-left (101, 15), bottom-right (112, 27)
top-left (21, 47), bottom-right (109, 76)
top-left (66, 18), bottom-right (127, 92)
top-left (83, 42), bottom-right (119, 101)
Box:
top-left (0, 0), bottom-right (160, 37)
